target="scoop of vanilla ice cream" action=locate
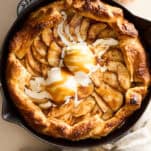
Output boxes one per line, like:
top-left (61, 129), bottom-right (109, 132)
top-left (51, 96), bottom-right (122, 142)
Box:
top-left (63, 42), bottom-right (96, 73)
top-left (45, 67), bottom-right (77, 104)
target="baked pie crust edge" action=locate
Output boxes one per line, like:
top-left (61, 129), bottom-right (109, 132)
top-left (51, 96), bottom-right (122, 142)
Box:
top-left (6, 0), bottom-right (150, 140)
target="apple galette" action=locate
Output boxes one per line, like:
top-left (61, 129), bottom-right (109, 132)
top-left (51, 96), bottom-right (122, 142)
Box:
top-left (6, 0), bottom-right (150, 140)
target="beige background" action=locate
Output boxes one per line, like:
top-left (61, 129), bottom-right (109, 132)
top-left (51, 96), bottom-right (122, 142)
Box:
top-left (0, 0), bottom-right (150, 151)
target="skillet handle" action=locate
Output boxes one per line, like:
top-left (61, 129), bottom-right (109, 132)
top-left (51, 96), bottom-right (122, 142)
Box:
top-left (1, 89), bottom-right (22, 125)
top-left (17, 0), bottom-right (37, 17)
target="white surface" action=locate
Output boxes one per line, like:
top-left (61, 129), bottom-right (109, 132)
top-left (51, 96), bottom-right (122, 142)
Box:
top-left (0, 0), bottom-right (151, 151)
top-left (116, 0), bottom-right (151, 20)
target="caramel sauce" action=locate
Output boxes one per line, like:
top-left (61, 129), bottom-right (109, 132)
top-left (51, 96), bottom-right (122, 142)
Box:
top-left (45, 68), bottom-right (76, 104)
top-left (64, 50), bottom-right (96, 73)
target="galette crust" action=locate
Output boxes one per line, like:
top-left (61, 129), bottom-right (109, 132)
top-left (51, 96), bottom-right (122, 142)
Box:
top-left (6, 0), bottom-right (150, 140)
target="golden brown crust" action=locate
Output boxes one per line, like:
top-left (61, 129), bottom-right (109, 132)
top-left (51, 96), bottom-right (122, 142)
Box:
top-left (6, 0), bottom-right (150, 140)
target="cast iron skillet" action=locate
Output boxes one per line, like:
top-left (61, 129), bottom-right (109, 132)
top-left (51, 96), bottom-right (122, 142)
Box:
top-left (0, 0), bottom-right (151, 149)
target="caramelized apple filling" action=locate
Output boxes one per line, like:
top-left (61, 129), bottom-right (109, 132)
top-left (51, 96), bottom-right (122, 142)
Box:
top-left (15, 11), bottom-right (133, 125)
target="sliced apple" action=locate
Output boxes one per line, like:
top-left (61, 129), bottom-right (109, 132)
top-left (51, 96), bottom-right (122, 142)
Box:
top-left (53, 26), bottom-right (65, 47)
top-left (47, 41), bottom-right (61, 66)
top-left (90, 70), bottom-right (103, 87)
top-left (33, 37), bottom-right (47, 57)
top-left (16, 47), bottom-right (29, 59)
top-left (88, 23), bottom-right (107, 40)
top-left (26, 49), bottom-right (42, 75)
top-left (48, 100), bottom-right (74, 118)
top-left (117, 63), bottom-right (131, 90)
top-left (41, 64), bottom-right (49, 78)
top-left (102, 49), bottom-right (124, 63)
top-left (98, 27), bottom-right (117, 39)
top-left (63, 20), bottom-right (73, 42)
top-left (25, 57), bottom-right (39, 76)
top-left (32, 98), bottom-right (49, 104)
top-left (95, 82), bottom-right (123, 111)
top-left (91, 105), bottom-right (103, 117)
top-left (92, 92), bottom-right (113, 120)
top-left (107, 61), bottom-right (130, 90)
top-left (69, 14), bottom-right (83, 41)
top-left (39, 101), bottom-right (52, 109)
top-left (78, 84), bottom-right (94, 99)
top-left (72, 96), bottom-right (95, 117)
top-left (80, 18), bottom-right (90, 41)
top-left (104, 72), bottom-right (123, 92)
top-left (31, 44), bottom-right (48, 65)
top-left (25, 89), bottom-right (50, 104)
top-left (41, 28), bottom-right (53, 46)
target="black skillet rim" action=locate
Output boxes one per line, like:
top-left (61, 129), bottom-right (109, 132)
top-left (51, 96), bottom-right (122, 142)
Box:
top-left (0, 0), bottom-right (151, 148)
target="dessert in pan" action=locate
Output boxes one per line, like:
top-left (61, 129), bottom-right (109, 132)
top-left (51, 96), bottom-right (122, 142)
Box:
top-left (6, 0), bottom-right (150, 140)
